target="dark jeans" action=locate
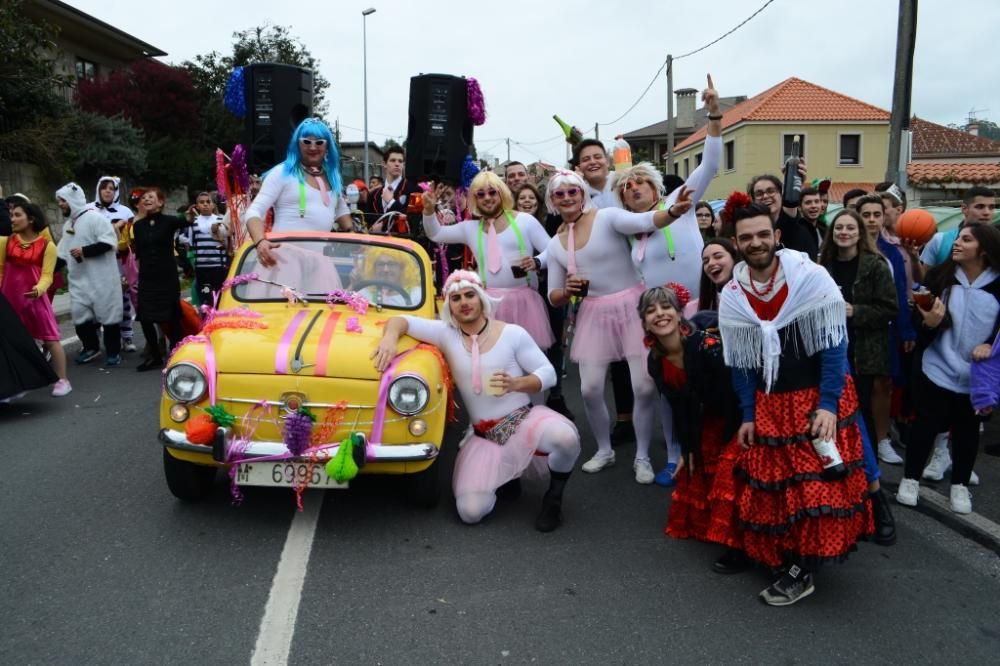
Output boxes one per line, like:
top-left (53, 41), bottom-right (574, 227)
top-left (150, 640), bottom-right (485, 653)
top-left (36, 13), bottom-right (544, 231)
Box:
top-left (140, 319), bottom-right (181, 363)
top-left (75, 321), bottom-right (121, 356)
top-left (853, 374), bottom-right (877, 452)
top-left (903, 371), bottom-right (981, 485)
top-left (195, 267), bottom-right (230, 306)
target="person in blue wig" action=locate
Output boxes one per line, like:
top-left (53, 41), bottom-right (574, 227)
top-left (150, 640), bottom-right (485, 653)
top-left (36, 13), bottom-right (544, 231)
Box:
top-left (246, 118), bottom-right (354, 267)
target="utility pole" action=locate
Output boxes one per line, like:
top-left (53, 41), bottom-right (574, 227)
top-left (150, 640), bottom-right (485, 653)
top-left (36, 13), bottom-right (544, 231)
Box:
top-left (594, 123), bottom-right (599, 141)
top-left (506, 137), bottom-right (511, 163)
top-left (666, 55), bottom-right (674, 175)
top-left (886, 0), bottom-right (918, 185)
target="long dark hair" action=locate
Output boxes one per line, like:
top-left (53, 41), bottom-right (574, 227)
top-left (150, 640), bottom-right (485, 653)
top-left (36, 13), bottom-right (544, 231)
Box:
top-left (697, 238), bottom-right (739, 311)
top-left (514, 183), bottom-right (543, 219)
top-left (817, 208), bottom-right (878, 268)
top-left (924, 223), bottom-right (1000, 296)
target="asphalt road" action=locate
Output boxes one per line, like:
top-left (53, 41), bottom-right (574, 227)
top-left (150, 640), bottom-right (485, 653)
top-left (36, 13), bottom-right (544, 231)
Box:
top-left (3, 336), bottom-right (1000, 665)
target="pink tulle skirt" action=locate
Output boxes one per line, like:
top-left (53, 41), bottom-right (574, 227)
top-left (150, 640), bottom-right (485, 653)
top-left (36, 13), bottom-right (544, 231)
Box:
top-left (488, 286), bottom-right (555, 350)
top-left (1, 263), bottom-right (60, 341)
top-left (570, 283), bottom-right (647, 364)
top-left (453, 405), bottom-right (575, 497)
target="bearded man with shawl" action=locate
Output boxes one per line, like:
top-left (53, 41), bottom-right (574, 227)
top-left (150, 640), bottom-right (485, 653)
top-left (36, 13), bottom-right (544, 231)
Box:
top-left (55, 182), bottom-right (123, 364)
top-left (718, 198), bottom-right (871, 607)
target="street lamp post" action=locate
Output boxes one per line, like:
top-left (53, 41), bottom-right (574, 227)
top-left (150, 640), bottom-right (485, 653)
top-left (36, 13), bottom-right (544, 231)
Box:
top-left (362, 7), bottom-right (376, 185)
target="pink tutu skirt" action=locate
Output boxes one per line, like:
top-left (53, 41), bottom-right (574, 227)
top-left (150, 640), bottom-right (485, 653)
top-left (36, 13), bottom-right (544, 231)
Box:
top-left (453, 405), bottom-right (576, 497)
top-left (1, 264), bottom-right (60, 341)
top-left (570, 283), bottom-right (647, 364)
top-left (488, 286), bottom-right (555, 350)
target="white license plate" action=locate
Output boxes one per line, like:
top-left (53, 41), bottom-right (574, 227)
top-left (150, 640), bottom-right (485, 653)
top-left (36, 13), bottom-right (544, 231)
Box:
top-left (235, 462), bottom-right (349, 489)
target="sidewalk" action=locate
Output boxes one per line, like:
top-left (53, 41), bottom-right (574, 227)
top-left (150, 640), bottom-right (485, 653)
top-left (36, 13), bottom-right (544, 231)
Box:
top-left (53, 292), bottom-right (71, 322)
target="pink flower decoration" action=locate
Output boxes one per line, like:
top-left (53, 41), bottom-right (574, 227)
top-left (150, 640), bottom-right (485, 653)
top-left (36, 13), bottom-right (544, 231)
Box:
top-left (346, 317), bottom-right (363, 334)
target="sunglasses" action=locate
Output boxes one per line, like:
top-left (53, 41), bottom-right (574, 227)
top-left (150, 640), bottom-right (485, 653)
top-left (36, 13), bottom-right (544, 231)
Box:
top-left (300, 138), bottom-right (327, 147)
top-left (474, 188), bottom-right (499, 200)
top-left (551, 187), bottom-right (580, 200)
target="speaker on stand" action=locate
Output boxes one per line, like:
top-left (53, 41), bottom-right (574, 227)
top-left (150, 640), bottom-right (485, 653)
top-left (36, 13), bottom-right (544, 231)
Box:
top-left (405, 74), bottom-right (473, 184)
top-left (243, 63), bottom-right (313, 172)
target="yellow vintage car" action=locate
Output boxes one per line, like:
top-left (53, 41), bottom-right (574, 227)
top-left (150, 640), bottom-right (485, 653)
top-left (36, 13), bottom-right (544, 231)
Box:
top-left (158, 232), bottom-right (451, 506)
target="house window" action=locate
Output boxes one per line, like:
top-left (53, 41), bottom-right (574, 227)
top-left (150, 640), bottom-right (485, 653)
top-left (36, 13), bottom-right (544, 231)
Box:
top-left (782, 134), bottom-right (806, 161)
top-left (695, 152), bottom-right (703, 166)
top-left (673, 162), bottom-right (680, 176)
top-left (683, 158), bottom-right (690, 178)
top-left (725, 140), bottom-right (735, 171)
top-left (75, 57), bottom-right (97, 81)
top-left (839, 133), bottom-right (862, 166)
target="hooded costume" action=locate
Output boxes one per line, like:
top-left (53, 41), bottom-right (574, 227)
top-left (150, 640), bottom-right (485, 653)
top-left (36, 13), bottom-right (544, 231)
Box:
top-left (56, 182), bottom-right (123, 326)
top-left (91, 177), bottom-right (134, 223)
top-left (92, 176), bottom-right (138, 346)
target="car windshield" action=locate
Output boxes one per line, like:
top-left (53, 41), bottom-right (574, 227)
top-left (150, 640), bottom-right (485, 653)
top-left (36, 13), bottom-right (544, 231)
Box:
top-left (232, 239), bottom-right (425, 310)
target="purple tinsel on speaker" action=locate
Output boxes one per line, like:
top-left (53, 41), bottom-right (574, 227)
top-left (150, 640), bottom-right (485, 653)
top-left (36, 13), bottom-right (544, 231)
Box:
top-left (224, 67), bottom-right (247, 118)
top-left (466, 77), bottom-right (486, 126)
top-left (461, 155), bottom-right (480, 190)
top-left (231, 145), bottom-right (250, 192)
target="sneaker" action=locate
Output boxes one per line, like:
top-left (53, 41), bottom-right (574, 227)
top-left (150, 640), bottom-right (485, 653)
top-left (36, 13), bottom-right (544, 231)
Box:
top-left (654, 462), bottom-right (678, 487)
top-left (122, 340), bottom-right (137, 353)
top-left (634, 458), bottom-right (655, 484)
top-left (104, 355), bottom-right (122, 367)
top-left (922, 445), bottom-right (952, 481)
top-left (877, 438), bottom-right (904, 465)
top-left (950, 484), bottom-right (972, 514)
top-left (581, 451), bottom-right (615, 473)
top-left (75, 349), bottom-right (101, 364)
top-left (51, 379), bottom-right (72, 397)
top-left (896, 478), bottom-right (920, 507)
top-left (969, 471), bottom-right (980, 487)
top-left (759, 565), bottom-right (815, 606)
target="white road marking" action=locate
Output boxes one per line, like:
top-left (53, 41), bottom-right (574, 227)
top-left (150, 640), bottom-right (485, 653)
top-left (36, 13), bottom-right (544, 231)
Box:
top-left (251, 495), bottom-right (323, 666)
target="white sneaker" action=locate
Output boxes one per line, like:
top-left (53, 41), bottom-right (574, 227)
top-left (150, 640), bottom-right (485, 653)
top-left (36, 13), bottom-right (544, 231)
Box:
top-left (122, 340), bottom-right (137, 353)
top-left (877, 439), bottom-right (904, 465)
top-left (922, 445), bottom-right (952, 481)
top-left (582, 451), bottom-right (615, 473)
top-left (969, 470), bottom-right (980, 486)
top-left (896, 478), bottom-right (920, 506)
top-left (51, 379), bottom-right (72, 397)
top-left (949, 484), bottom-right (972, 514)
top-left (633, 458), bottom-right (655, 484)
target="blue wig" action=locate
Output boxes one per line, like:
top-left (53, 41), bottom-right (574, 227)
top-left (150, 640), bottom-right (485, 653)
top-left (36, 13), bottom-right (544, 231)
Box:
top-left (282, 118), bottom-right (343, 195)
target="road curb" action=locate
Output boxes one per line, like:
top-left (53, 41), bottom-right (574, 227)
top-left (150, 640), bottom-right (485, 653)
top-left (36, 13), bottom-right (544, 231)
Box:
top-left (882, 480), bottom-right (1000, 557)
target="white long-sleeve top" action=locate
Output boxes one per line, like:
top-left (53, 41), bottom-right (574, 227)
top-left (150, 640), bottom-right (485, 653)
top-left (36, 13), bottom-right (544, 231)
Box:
top-left (630, 135), bottom-right (722, 300)
top-left (422, 211), bottom-right (550, 288)
top-left (246, 169), bottom-right (349, 232)
top-left (401, 317), bottom-right (556, 422)
top-left (545, 208), bottom-right (657, 301)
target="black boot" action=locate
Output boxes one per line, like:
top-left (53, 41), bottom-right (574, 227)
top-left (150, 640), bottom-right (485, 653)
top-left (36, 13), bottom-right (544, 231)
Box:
top-left (712, 548), bottom-right (751, 574)
top-left (871, 488), bottom-right (897, 546)
top-left (535, 470), bottom-right (571, 532)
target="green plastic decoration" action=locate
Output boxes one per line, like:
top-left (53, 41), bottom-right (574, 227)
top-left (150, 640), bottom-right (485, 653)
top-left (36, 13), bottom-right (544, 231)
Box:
top-left (326, 435), bottom-right (359, 483)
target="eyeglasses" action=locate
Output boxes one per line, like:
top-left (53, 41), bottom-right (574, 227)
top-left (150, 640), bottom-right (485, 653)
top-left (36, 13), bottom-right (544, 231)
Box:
top-left (375, 260), bottom-right (400, 269)
top-left (753, 187), bottom-right (779, 199)
top-left (474, 188), bottom-right (499, 200)
top-left (551, 187), bottom-right (580, 200)
top-left (300, 138), bottom-right (327, 147)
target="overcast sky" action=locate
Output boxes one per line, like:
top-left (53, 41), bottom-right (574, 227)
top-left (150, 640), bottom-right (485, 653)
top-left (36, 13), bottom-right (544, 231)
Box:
top-left (72, 0), bottom-right (996, 167)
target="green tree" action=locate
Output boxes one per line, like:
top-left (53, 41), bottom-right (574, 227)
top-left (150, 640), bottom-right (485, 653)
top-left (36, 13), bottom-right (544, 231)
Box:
top-left (976, 120), bottom-right (1000, 142)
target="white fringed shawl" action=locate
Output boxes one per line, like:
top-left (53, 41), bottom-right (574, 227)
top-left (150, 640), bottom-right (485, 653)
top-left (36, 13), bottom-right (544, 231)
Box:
top-left (718, 250), bottom-right (846, 392)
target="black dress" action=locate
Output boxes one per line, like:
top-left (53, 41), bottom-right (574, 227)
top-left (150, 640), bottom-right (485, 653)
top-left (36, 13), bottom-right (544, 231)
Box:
top-left (133, 212), bottom-right (192, 322)
top-left (0, 292), bottom-right (58, 398)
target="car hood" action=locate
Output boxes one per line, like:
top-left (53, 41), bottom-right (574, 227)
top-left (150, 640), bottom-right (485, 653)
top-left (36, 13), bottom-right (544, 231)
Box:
top-left (209, 307), bottom-right (418, 380)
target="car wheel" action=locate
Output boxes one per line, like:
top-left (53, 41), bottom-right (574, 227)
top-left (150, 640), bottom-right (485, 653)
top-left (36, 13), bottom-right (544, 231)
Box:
top-left (406, 460), bottom-right (441, 508)
top-left (163, 448), bottom-right (217, 501)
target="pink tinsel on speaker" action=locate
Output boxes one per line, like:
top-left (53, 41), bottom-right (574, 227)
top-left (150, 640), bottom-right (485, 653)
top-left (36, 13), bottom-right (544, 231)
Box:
top-left (215, 149), bottom-right (227, 196)
top-left (467, 77), bottom-right (487, 126)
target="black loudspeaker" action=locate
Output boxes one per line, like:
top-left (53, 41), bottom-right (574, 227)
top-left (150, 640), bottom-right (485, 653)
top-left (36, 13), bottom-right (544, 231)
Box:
top-left (406, 74), bottom-right (473, 183)
top-left (243, 63), bottom-right (313, 172)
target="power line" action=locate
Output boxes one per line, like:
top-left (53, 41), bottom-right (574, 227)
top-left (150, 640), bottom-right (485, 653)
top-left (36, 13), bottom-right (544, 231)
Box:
top-left (597, 0), bottom-right (776, 127)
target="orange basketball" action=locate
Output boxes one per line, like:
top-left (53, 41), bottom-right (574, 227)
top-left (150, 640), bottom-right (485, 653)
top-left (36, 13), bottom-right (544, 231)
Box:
top-left (895, 208), bottom-right (937, 244)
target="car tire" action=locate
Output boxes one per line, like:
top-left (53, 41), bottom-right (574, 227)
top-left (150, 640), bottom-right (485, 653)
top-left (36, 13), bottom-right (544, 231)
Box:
top-left (406, 460), bottom-right (441, 508)
top-left (163, 448), bottom-right (217, 501)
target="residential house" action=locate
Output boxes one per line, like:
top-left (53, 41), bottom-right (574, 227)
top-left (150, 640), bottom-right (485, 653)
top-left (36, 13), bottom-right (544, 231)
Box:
top-left (905, 117), bottom-right (1000, 205)
top-left (670, 78), bottom-right (891, 202)
top-left (338, 142), bottom-right (385, 183)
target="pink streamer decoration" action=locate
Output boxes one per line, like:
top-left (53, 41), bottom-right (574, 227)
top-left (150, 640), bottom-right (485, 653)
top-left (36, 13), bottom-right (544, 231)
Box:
top-left (275, 310), bottom-right (309, 374)
top-left (370, 348), bottom-right (415, 444)
top-left (215, 149), bottom-right (227, 197)
top-left (466, 77), bottom-right (487, 126)
top-left (346, 316), bottom-right (363, 334)
top-left (326, 289), bottom-right (369, 315)
top-left (205, 337), bottom-right (217, 406)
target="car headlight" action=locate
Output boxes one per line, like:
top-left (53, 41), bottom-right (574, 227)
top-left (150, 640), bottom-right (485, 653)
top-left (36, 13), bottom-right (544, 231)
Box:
top-left (388, 374), bottom-right (429, 416)
top-left (165, 362), bottom-right (207, 403)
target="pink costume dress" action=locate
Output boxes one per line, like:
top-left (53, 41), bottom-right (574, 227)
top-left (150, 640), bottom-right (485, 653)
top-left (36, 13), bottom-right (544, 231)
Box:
top-left (0, 235), bottom-right (60, 341)
top-left (544, 207), bottom-right (657, 363)
top-left (401, 317), bottom-right (577, 496)
top-left (423, 211), bottom-right (555, 349)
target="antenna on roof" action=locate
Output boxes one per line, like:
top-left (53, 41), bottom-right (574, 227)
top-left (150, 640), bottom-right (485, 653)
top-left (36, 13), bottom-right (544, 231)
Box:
top-left (967, 108), bottom-right (989, 123)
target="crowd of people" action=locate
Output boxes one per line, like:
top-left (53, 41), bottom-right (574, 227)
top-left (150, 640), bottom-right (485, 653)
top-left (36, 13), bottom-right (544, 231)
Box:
top-left (2, 74), bottom-right (998, 607)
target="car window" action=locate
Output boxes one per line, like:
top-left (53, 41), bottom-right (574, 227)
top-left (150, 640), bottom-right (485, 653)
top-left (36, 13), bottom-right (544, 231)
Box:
top-left (233, 240), bottom-right (425, 310)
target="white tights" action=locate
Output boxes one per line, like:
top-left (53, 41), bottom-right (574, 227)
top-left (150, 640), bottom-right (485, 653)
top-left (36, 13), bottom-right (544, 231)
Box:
top-left (579, 355), bottom-right (657, 460)
top-left (455, 417), bottom-right (580, 525)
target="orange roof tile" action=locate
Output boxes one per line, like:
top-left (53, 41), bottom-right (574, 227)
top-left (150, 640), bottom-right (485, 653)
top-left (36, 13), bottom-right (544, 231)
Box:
top-left (828, 182), bottom-right (876, 203)
top-left (910, 117), bottom-right (1000, 157)
top-left (906, 162), bottom-right (1000, 185)
top-left (675, 77), bottom-right (889, 151)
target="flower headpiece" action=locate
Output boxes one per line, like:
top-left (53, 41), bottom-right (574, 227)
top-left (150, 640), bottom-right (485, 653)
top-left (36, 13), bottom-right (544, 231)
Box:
top-left (721, 191), bottom-right (752, 226)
